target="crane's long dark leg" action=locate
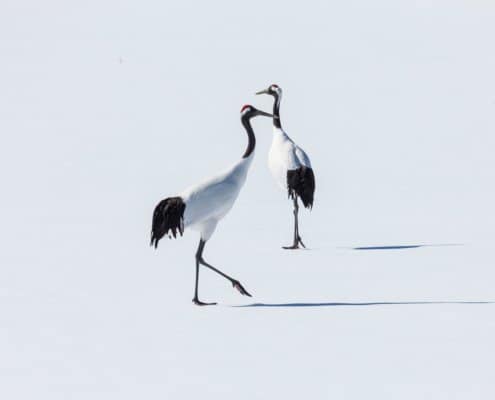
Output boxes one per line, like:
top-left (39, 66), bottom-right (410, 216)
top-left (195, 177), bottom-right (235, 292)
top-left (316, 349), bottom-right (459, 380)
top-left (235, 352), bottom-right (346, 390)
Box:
top-left (192, 239), bottom-right (252, 305)
top-left (192, 240), bottom-right (216, 306)
top-left (283, 197), bottom-right (306, 250)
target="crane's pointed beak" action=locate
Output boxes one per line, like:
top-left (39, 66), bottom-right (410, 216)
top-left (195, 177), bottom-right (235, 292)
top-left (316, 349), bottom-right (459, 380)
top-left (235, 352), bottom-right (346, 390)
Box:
top-left (255, 88), bottom-right (269, 95)
top-left (255, 110), bottom-right (275, 118)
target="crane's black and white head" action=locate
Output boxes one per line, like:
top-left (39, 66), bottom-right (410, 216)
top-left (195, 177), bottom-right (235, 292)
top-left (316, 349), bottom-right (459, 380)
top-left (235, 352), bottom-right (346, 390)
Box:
top-left (240, 104), bottom-right (273, 120)
top-left (255, 84), bottom-right (282, 98)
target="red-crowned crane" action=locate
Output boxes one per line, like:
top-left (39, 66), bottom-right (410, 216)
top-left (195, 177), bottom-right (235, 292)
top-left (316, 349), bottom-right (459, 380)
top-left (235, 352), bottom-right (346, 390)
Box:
top-left (256, 84), bottom-right (315, 249)
top-left (151, 105), bottom-right (274, 305)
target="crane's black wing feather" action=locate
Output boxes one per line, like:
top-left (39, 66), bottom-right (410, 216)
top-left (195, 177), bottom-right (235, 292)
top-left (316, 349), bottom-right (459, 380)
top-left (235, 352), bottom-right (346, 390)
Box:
top-left (150, 197), bottom-right (186, 248)
top-left (287, 167), bottom-right (315, 209)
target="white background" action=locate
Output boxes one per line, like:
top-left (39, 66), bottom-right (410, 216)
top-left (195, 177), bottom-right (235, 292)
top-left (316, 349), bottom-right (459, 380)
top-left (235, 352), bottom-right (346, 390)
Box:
top-left (1, 1), bottom-right (494, 398)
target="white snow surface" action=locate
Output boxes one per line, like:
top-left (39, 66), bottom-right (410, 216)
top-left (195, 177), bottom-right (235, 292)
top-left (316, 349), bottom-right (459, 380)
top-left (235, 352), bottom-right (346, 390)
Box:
top-left (1, 1), bottom-right (495, 399)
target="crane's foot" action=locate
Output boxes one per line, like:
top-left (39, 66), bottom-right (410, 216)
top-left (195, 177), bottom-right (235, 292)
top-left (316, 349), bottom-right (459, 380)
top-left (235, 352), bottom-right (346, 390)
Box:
top-left (192, 298), bottom-right (217, 306)
top-left (232, 280), bottom-right (252, 297)
top-left (282, 236), bottom-right (306, 250)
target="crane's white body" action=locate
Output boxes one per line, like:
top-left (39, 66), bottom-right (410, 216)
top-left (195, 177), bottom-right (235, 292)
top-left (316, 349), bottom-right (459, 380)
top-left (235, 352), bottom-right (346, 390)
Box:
top-left (180, 154), bottom-right (254, 240)
top-left (268, 127), bottom-right (312, 190)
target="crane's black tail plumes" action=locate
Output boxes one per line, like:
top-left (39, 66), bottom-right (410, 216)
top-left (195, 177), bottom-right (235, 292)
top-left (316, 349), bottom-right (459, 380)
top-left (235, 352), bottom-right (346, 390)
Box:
top-left (150, 197), bottom-right (186, 248)
top-left (287, 166), bottom-right (315, 209)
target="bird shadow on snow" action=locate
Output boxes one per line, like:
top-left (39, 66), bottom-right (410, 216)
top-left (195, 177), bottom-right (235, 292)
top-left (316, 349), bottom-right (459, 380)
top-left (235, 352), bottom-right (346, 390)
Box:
top-left (234, 300), bottom-right (494, 308)
top-left (351, 243), bottom-right (463, 251)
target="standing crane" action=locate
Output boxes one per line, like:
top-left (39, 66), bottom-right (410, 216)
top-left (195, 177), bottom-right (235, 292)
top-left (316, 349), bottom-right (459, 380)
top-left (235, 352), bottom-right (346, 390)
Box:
top-left (256, 84), bottom-right (315, 249)
top-left (151, 105), bottom-right (274, 305)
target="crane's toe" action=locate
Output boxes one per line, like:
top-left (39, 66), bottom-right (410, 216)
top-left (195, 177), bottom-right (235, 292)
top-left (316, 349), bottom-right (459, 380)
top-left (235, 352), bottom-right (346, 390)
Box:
top-left (232, 280), bottom-right (252, 297)
top-left (282, 244), bottom-right (303, 250)
top-left (192, 298), bottom-right (217, 306)
top-left (282, 236), bottom-right (306, 250)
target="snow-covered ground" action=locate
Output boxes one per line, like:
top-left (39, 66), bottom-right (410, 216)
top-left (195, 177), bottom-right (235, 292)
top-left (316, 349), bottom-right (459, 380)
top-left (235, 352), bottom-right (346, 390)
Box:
top-left (1, 1), bottom-right (495, 399)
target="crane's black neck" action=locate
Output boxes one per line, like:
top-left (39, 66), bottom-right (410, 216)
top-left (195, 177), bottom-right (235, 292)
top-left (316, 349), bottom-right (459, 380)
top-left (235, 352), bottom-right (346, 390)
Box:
top-left (272, 93), bottom-right (282, 129)
top-left (241, 116), bottom-right (256, 159)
